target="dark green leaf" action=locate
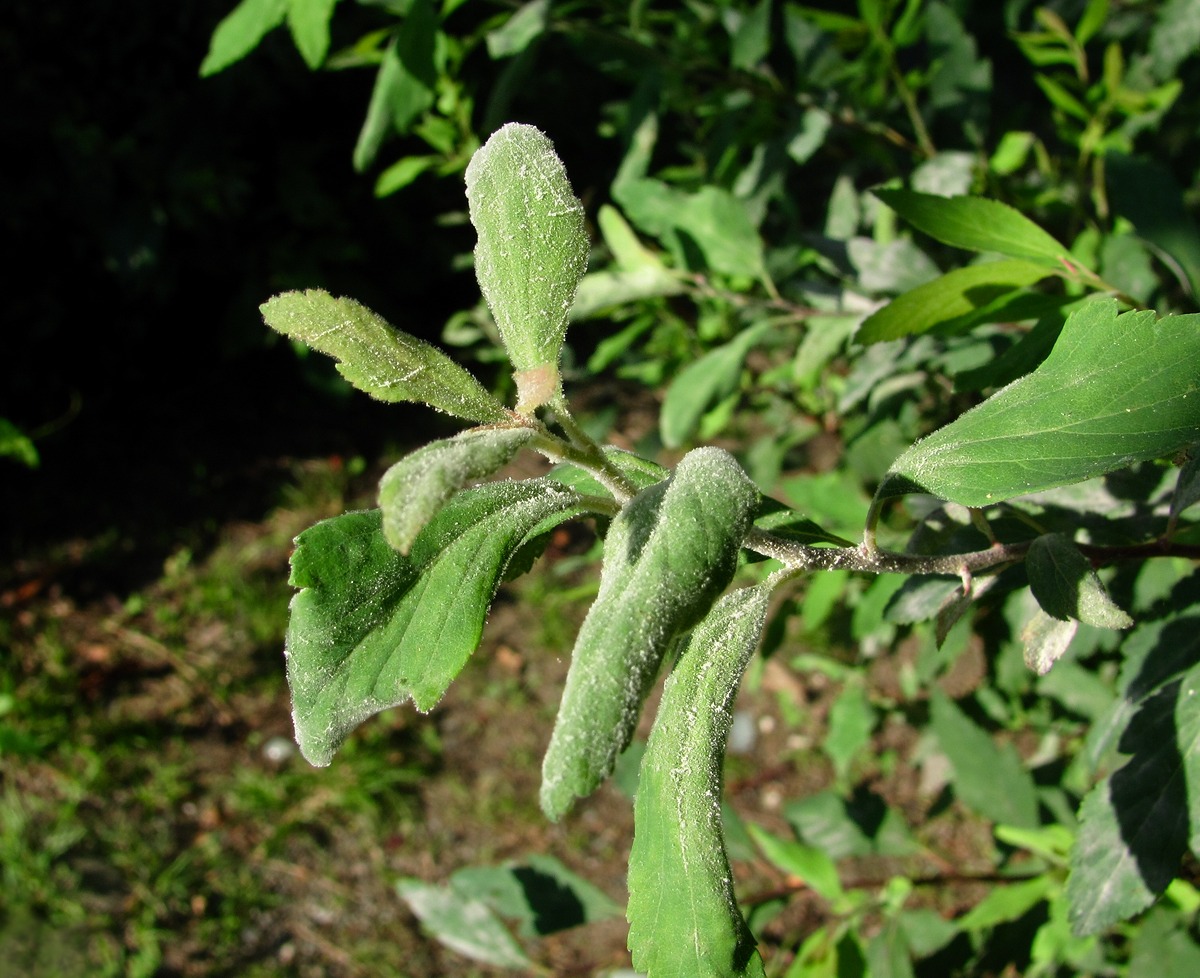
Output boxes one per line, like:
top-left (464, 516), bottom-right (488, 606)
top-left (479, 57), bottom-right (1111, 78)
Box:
top-left (1171, 452), bottom-right (1200, 520)
top-left (886, 301), bottom-right (1200, 506)
top-left (286, 480), bottom-right (586, 766)
top-left (857, 259), bottom-right (1053, 343)
top-left (396, 878), bottom-right (533, 968)
top-left (541, 448), bottom-right (759, 820)
top-left (352, 29), bottom-right (436, 173)
top-left (465, 123), bottom-right (588, 409)
top-left (627, 585), bottom-right (773, 978)
top-left (1067, 677), bottom-right (1192, 934)
top-left (929, 690), bottom-right (1040, 828)
top-left (1026, 534), bottom-right (1134, 629)
top-left (872, 189), bottom-right (1071, 266)
top-left (199, 0), bottom-right (287, 77)
top-left (260, 289), bottom-right (508, 423)
top-left (753, 497), bottom-right (856, 548)
top-left (377, 426), bottom-right (536, 553)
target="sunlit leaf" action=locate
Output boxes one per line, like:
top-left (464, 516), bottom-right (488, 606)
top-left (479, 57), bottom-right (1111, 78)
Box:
top-left (541, 448), bottom-right (759, 820)
top-left (627, 585), bottom-right (773, 978)
top-left (199, 0), bottom-right (287, 77)
top-left (396, 878), bottom-right (533, 968)
top-left (260, 289), bottom-right (508, 423)
top-left (885, 301), bottom-right (1200, 506)
top-left (285, 0), bottom-right (339, 69)
top-left (286, 480), bottom-right (587, 765)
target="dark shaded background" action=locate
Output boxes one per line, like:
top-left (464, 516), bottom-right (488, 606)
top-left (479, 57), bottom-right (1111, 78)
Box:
top-left (2, 0), bottom-right (491, 584)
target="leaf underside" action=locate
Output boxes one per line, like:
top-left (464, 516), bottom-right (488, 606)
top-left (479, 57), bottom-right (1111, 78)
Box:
top-left (627, 585), bottom-right (773, 978)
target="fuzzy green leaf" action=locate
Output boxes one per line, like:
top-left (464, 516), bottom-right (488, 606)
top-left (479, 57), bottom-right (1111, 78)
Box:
top-left (540, 448), bottom-right (760, 821)
top-left (286, 480), bottom-right (585, 766)
top-left (200, 0), bottom-right (287, 76)
top-left (1022, 607), bottom-right (1078, 676)
top-left (627, 584), bottom-right (773, 978)
top-left (465, 123), bottom-right (588, 410)
top-left (261, 289), bottom-right (508, 423)
top-left (873, 189), bottom-right (1072, 266)
top-left (378, 426), bottom-right (536, 553)
top-left (857, 259), bottom-right (1054, 343)
top-left (1026, 534), bottom-right (1134, 629)
top-left (396, 878), bottom-right (534, 969)
top-left (886, 301), bottom-right (1200, 506)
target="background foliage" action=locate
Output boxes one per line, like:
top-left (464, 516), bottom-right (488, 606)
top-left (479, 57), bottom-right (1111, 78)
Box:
top-left (4, 0), bottom-right (1200, 975)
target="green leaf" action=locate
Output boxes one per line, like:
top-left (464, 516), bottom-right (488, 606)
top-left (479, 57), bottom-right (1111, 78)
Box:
top-left (374, 154), bottom-right (439, 197)
top-left (260, 289), bottom-right (508, 423)
top-left (661, 321), bottom-right (772, 448)
top-left (1022, 608), bottom-right (1078, 677)
top-left (872, 189), bottom-right (1071, 267)
top-left (0, 417), bottom-right (39, 468)
top-left (857, 259), bottom-right (1054, 343)
top-left (627, 584), bottom-right (773, 978)
top-left (199, 0), bottom-right (287, 77)
top-left (286, 479), bottom-right (586, 766)
top-left (465, 123), bottom-right (589, 410)
top-left (541, 448), bottom-right (760, 820)
top-left (957, 876), bottom-right (1055, 931)
top-left (929, 690), bottom-right (1040, 828)
top-left (824, 679), bottom-right (877, 783)
top-left (885, 301), bottom-right (1200, 506)
top-left (1170, 453), bottom-right (1200, 520)
top-left (486, 0), bottom-right (550, 58)
top-left (285, 0), bottom-right (339, 69)
top-left (396, 878), bottom-right (534, 968)
top-left (1067, 673), bottom-right (1193, 934)
top-left (1026, 534), bottom-right (1134, 629)
top-left (748, 824), bottom-right (844, 903)
top-left (378, 426), bottom-right (536, 553)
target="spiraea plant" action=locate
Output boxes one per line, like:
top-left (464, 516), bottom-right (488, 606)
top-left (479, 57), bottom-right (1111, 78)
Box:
top-left (261, 123), bottom-right (1200, 977)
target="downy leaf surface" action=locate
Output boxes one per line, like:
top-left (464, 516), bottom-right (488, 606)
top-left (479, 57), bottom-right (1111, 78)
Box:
top-left (260, 289), bottom-right (508, 423)
top-left (885, 301), bottom-right (1200, 506)
top-left (465, 123), bottom-right (588, 410)
top-left (627, 584), bottom-right (773, 978)
top-left (286, 479), bottom-right (586, 766)
top-left (377, 425), bottom-right (535, 553)
top-left (1026, 533), bottom-right (1134, 629)
top-left (540, 447), bottom-right (759, 821)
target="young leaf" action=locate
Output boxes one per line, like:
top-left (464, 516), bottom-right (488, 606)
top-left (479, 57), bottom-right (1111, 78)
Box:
top-left (1022, 607), bottom-right (1078, 676)
top-left (1067, 676), bottom-right (1193, 935)
top-left (540, 448), bottom-right (760, 821)
top-left (856, 259), bottom-right (1054, 343)
top-left (465, 123), bottom-right (588, 410)
top-left (285, 0), bottom-right (339, 69)
top-left (396, 878), bottom-right (534, 969)
top-left (1026, 534), bottom-right (1134, 629)
top-left (885, 301), bottom-right (1200, 506)
top-left (872, 189), bottom-right (1072, 267)
top-left (260, 289), bottom-right (508, 423)
top-left (627, 584), bottom-right (773, 978)
top-left (286, 479), bottom-right (587, 766)
top-left (378, 426), bottom-right (536, 553)
top-left (199, 0), bottom-right (287, 77)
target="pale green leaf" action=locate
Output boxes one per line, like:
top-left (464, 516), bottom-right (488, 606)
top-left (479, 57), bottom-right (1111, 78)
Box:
top-left (286, 480), bottom-right (586, 766)
top-left (199, 0), bottom-right (287, 77)
top-left (929, 690), bottom-right (1040, 828)
top-left (627, 585), bottom-right (773, 978)
top-left (886, 301), bottom-right (1200, 506)
top-left (396, 878), bottom-right (533, 968)
top-left (1026, 534), bottom-right (1134, 629)
top-left (0, 418), bottom-right (38, 468)
top-left (747, 824), bottom-right (844, 903)
top-left (1022, 608), bottom-right (1078, 676)
top-left (465, 123), bottom-right (588, 409)
top-left (260, 289), bottom-right (508, 423)
top-left (824, 679), bottom-right (876, 783)
top-left (957, 876), bottom-right (1055, 931)
top-left (374, 154), bottom-right (439, 197)
top-left (285, 0), bottom-right (339, 69)
top-left (857, 259), bottom-right (1053, 343)
top-left (872, 189), bottom-right (1071, 266)
top-left (541, 448), bottom-right (760, 820)
top-left (661, 322), bottom-right (772, 448)
top-left (378, 426), bottom-right (535, 553)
